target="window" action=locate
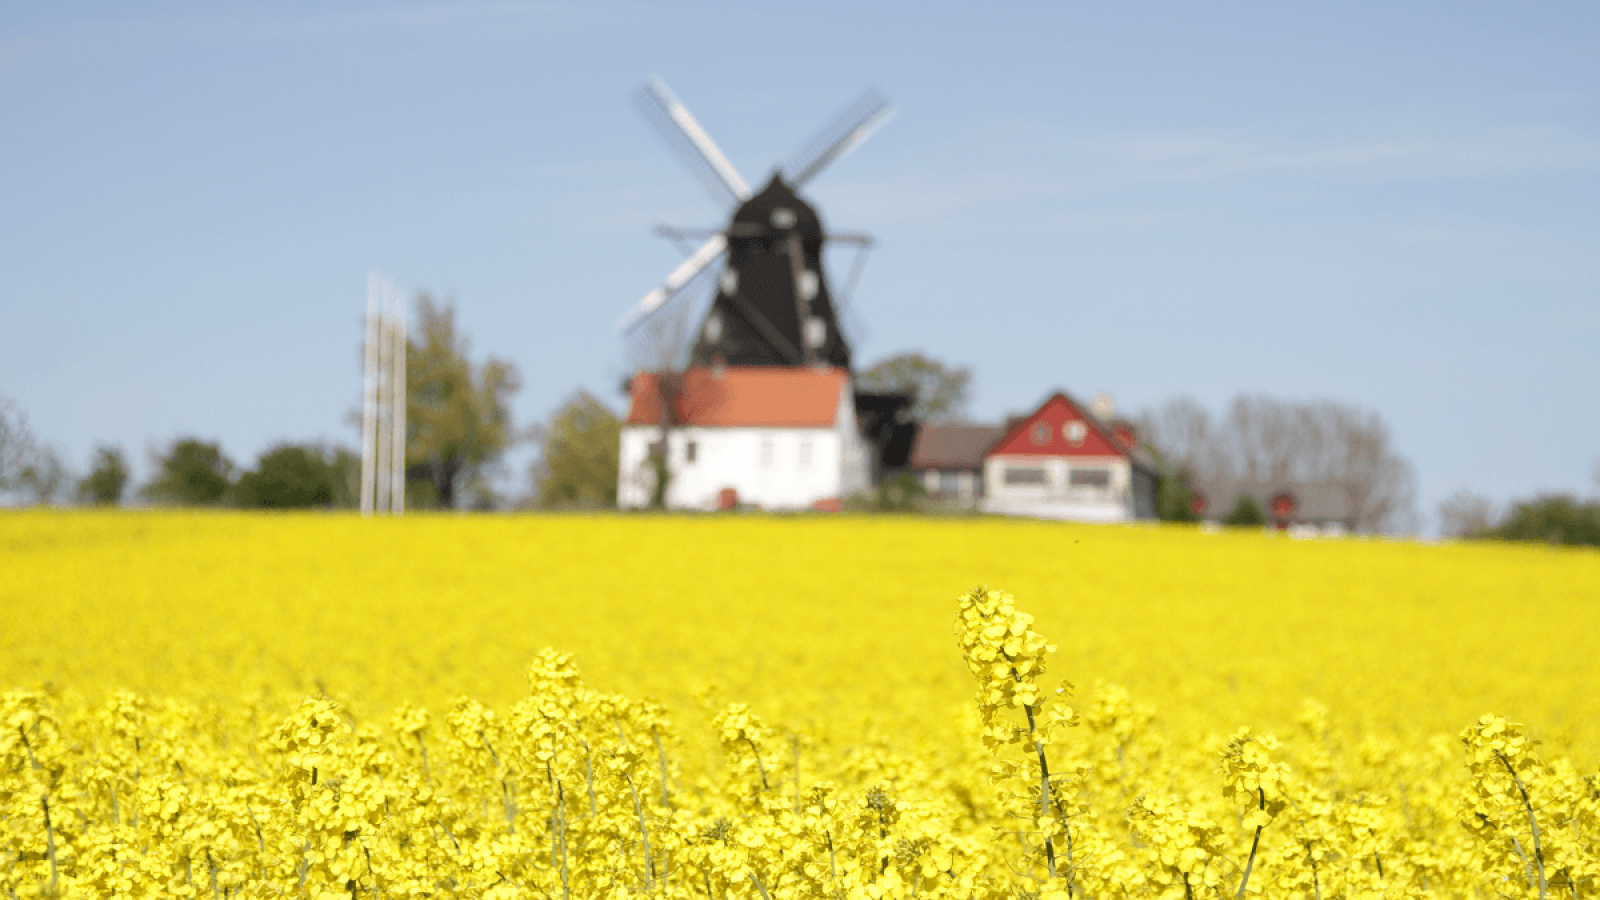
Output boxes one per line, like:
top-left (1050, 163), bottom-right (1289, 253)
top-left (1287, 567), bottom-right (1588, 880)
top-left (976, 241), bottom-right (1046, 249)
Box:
top-left (647, 440), bottom-right (664, 459)
top-left (685, 441), bottom-right (698, 463)
top-left (1063, 420), bottom-right (1088, 446)
top-left (759, 437), bottom-right (775, 468)
top-left (797, 438), bottom-right (812, 468)
top-left (939, 470), bottom-right (961, 496)
top-left (1003, 466), bottom-right (1047, 486)
top-left (1069, 467), bottom-right (1110, 487)
top-left (1029, 422), bottom-right (1051, 445)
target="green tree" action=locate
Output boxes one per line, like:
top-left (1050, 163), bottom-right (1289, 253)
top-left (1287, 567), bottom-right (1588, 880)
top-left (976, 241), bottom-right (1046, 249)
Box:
top-left (143, 438), bottom-right (233, 506)
top-left (234, 443), bottom-right (339, 509)
top-left (1144, 444), bottom-right (1199, 523)
top-left (78, 445), bottom-right (130, 506)
top-left (327, 445), bottom-right (362, 509)
top-left (1492, 494), bottom-right (1600, 547)
top-left (874, 471), bottom-right (927, 512)
top-left (855, 352), bottom-right (972, 423)
top-left (15, 444), bottom-right (69, 505)
top-left (1223, 492), bottom-right (1266, 527)
top-left (406, 293), bottom-right (521, 509)
top-left (530, 391), bottom-right (620, 508)
top-left (1155, 467), bottom-right (1199, 522)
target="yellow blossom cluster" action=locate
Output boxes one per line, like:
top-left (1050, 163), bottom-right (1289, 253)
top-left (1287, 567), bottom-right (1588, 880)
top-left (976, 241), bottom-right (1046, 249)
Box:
top-left (2, 509), bottom-right (1598, 897)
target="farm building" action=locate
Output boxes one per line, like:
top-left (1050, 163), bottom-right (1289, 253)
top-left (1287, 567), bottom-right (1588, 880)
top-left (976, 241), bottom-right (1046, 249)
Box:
top-left (907, 425), bottom-right (1006, 506)
top-left (978, 392), bottom-right (1159, 522)
top-left (617, 366), bottom-right (871, 511)
top-left (1190, 480), bottom-right (1355, 535)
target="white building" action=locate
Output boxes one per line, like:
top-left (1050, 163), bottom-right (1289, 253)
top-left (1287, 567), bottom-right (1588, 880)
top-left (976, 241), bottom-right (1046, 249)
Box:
top-left (979, 392), bottom-right (1158, 523)
top-left (617, 366), bottom-right (871, 511)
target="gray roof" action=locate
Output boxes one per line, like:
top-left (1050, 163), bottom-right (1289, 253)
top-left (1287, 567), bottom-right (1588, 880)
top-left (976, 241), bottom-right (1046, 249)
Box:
top-left (1193, 479), bottom-right (1353, 525)
top-left (908, 425), bottom-right (1006, 470)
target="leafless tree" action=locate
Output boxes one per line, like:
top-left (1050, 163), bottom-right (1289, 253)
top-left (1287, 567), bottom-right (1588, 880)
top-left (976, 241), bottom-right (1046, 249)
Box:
top-left (0, 394), bottom-right (36, 494)
top-left (0, 395), bottom-right (72, 506)
top-left (1134, 396), bottom-right (1217, 477)
top-left (625, 300), bottom-right (698, 508)
top-left (1138, 393), bottom-right (1416, 532)
top-left (1438, 489), bottom-right (1497, 538)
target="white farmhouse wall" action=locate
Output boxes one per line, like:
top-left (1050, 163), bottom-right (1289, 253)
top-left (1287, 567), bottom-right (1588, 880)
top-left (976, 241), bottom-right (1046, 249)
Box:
top-left (834, 383), bottom-right (870, 499)
top-left (980, 455), bottom-right (1136, 522)
top-left (617, 372), bottom-right (868, 511)
top-left (618, 425), bottom-right (853, 511)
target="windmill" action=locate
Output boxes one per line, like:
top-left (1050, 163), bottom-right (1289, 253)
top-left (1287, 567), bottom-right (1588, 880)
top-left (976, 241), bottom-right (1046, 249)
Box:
top-left (618, 77), bottom-right (892, 371)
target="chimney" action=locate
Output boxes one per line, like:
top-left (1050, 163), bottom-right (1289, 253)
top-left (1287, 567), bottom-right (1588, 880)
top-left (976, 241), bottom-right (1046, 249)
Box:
top-left (1090, 392), bottom-right (1115, 422)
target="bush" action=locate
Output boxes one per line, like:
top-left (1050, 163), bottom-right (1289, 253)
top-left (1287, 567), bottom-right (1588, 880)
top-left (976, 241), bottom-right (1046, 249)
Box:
top-left (143, 438), bottom-right (233, 506)
top-left (78, 445), bottom-right (129, 506)
top-left (234, 444), bottom-right (337, 509)
top-left (1223, 492), bottom-right (1267, 527)
top-left (1492, 494), bottom-right (1600, 547)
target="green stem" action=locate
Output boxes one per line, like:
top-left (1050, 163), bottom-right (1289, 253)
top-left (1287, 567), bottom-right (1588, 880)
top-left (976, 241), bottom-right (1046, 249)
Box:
top-left (41, 795), bottom-right (58, 896)
top-left (652, 726), bottom-right (671, 808)
top-left (624, 772), bottom-right (654, 888)
top-left (1014, 665), bottom-right (1071, 896)
top-left (1235, 788), bottom-right (1264, 898)
top-left (746, 737), bottom-right (768, 790)
top-left (1496, 751), bottom-right (1549, 900)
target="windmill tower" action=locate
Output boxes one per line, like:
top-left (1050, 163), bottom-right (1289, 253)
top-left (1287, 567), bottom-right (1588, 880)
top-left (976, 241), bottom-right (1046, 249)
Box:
top-left (614, 79), bottom-right (905, 511)
top-left (618, 77), bottom-right (891, 368)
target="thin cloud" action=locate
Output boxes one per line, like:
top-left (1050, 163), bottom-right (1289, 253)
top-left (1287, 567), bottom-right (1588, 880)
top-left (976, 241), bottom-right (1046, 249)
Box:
top-left (0, 2), bottom-right (575, 68)
top-left (1063, 128), bottom-right (1600, 185)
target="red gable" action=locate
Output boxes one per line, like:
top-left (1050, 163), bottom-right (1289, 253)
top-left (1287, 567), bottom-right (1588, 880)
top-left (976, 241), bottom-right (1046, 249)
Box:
top-left (626, 367), bottom-right (846, 428)
top-left (987, 393), bottom-right (1129, 459)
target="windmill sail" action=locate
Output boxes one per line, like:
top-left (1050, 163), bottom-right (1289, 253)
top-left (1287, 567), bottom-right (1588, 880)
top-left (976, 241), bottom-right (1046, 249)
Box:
top-left (636, 77), bottom-right (750, 208)
top-left (784, 89), bottom-right (894, 189)
top-left (618, 233), bottom-right (726, 332)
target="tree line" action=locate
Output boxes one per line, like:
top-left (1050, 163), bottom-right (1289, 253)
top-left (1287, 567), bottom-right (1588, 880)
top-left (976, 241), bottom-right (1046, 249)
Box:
top-left (1135, 394), bottom-right (1419, 532)
top-left (6, 295), bottom-right (1596, 543)
top-left (0, 294), bottom-right (524, 511)
top-left (1437, 482), bottom-right (1600, 547)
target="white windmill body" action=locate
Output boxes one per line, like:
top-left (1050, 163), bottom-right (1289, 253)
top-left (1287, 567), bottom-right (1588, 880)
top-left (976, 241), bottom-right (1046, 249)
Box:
top-left (616, 78), bottom-right (900, 511)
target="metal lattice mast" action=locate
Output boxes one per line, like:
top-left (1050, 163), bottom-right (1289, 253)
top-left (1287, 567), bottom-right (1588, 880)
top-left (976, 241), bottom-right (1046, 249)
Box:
top-left (361, 271), bottom-right (407, 516)
top-left (387, 281), bottom-right (407, 514)
top-left (360, 271), bottom-right (380, 515)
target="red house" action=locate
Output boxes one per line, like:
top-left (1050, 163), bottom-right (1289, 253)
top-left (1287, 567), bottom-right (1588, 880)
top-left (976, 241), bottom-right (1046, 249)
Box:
top-left (979, 392), bottom-right (1159, 522)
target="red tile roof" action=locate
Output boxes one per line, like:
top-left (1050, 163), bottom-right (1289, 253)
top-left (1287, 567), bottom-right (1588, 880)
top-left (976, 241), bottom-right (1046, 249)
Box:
top-left (625, 367), bottom-right (847, 428)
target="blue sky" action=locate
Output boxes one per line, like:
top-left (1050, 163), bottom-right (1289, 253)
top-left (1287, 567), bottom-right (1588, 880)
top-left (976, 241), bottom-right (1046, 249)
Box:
top-left (3, 2), bottom-right (1597, 526)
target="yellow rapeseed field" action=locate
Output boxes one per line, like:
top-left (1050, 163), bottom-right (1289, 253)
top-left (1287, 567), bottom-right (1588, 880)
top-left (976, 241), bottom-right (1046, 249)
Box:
top-left (2, 509), bottom-right (1597, 897)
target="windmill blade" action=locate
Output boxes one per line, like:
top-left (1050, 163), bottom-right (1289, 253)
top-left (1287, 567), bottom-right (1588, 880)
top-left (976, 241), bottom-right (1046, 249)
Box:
top-left (636, 76), bottom-right (751, 209)
top-left (826, 237), bottom-right (877, 346)
top-left (827, 231), bottom-right (875, 246)
top-left (618, 233), bottom-right (727, 332)
top-left (783, 89), bottom-right (894, 189)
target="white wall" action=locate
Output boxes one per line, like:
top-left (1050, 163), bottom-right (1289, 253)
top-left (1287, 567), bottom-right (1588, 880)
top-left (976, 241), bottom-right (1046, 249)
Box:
top-left (835, 384), bottom-right (870, 499)
top-left (619, 425), bottom-right (849, 510)
top-left (616, 375), bottom-right (869, 511)
top-left (980, 455), bottom-right (1135, 522)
